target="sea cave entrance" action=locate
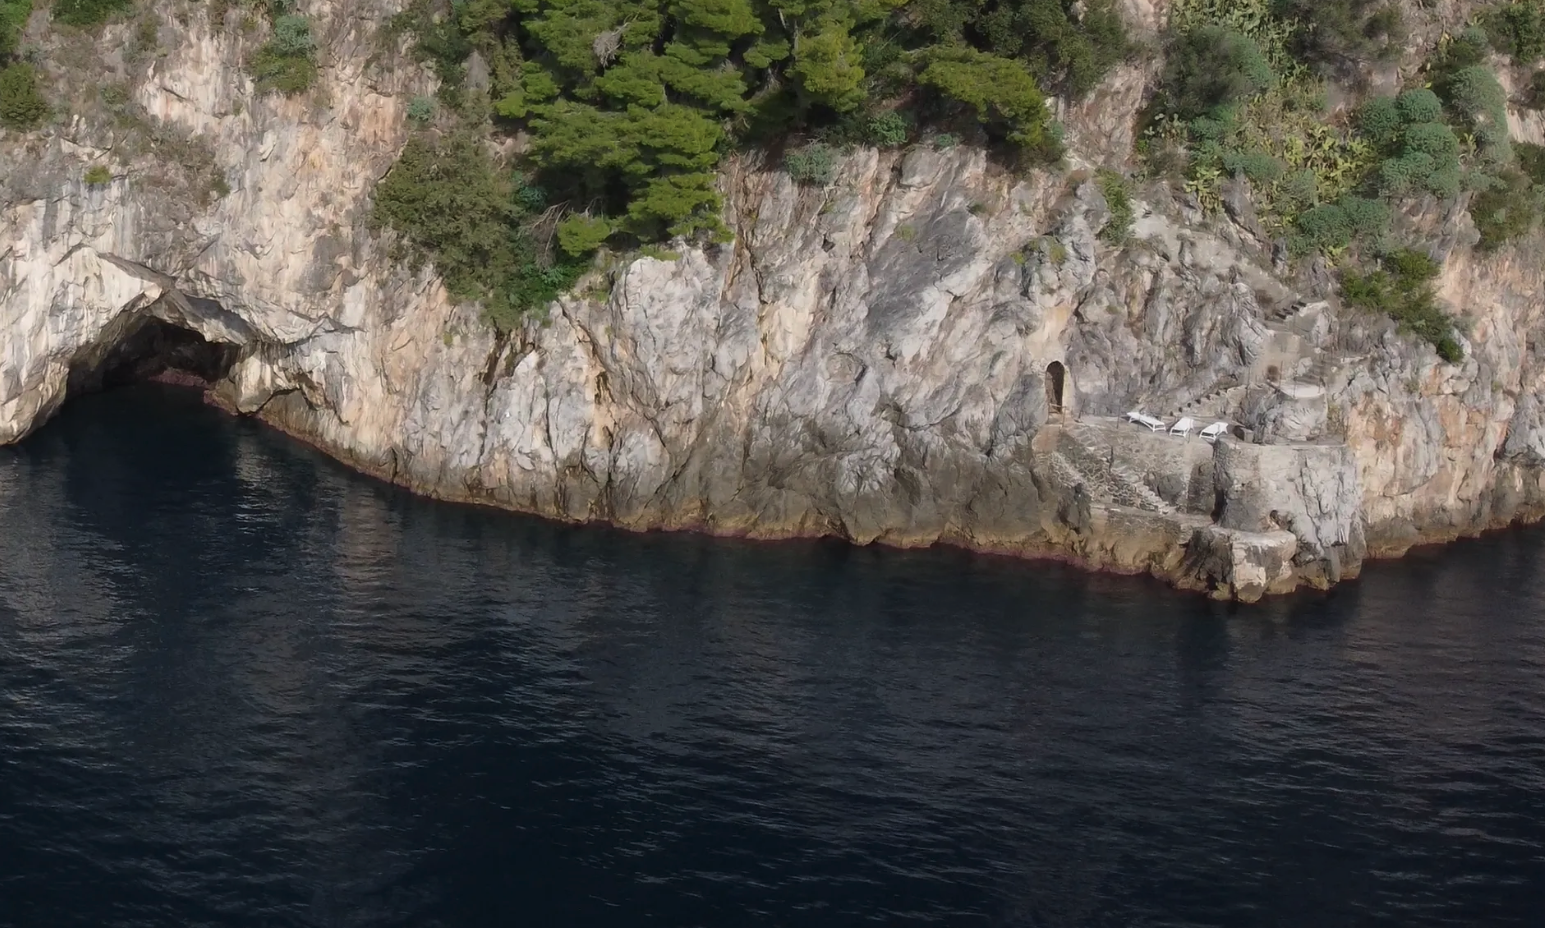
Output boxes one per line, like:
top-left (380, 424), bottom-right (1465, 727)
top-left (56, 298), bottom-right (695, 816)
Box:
top-left (66, 311), bottom-right (239, 401)
top-left (1046, 361), bottom-right (1067, 414)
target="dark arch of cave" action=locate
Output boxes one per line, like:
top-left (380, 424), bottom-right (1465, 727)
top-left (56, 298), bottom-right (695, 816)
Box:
top-left (67, 313), bottom-right (239, 400)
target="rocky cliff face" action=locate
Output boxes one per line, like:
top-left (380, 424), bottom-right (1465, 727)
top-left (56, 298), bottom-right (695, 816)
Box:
top-left (5, 0), bottom-right (1545, 600)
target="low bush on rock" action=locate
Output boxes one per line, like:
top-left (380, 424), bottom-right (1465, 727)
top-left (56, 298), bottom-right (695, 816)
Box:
top-left (0, 61), bottom-right (48, 128)
top-left (248, 13), bottom-right (317, 95)
top-left (1271, 0), bottom-right (1404, 71)
top-left (1469, 142), bottom-right (1545, 249)
top-left (1484, 0), bottom-right (1545, 62)
top-left (785, 143), bottom-right (838, 187)
top-left (1341, 248), bottom-right (1463, 362)
top-left (1096, 170), bottom-right (1134, 243)
top-left (51, 0), bottom-right (131, 27)
top-left (0, 0), bottom-right (30, 59)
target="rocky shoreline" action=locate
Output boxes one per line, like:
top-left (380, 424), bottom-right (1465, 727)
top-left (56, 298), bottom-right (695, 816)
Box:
top-left (6, 0), bottom-right (1545, 602)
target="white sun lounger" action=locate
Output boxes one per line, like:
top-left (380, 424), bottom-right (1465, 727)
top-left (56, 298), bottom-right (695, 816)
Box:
top-left (1169, 416), bottom-right (1196, 437)
top-left (1200, 421), bottom-right (1228, 443)
top-left (1127, 411), bottom-right (1166, 431)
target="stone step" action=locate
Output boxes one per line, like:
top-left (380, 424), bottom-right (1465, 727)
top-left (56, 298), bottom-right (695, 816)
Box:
top-left (1296, 352), bottom-right (1362, 386)
top-left (1165, 381), bottom-right (1245, 420)
top-left (1110, 460), bottom-right (1177, 514)
top-left (1043, 449), bottom-right (1087, 492)
top-left (1060, 422), bottom-right (1176, 515)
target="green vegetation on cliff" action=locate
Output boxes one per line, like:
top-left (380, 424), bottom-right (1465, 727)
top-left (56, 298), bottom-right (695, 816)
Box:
top-left (373, 133), bottom-right (587, 332)
top-left (1483, 0), bottom-right (1545, 61)
top-left (0, 61), bottom-right (46, 128)
top-left (0, 0), bottom-right (45, 128)
top-left (248, 11), bottom-right (319, 95)
top-left (0, 0), bottom-right (29, 59)
top-left (1270, 0), bottom-right (1403, 72)
top-left (1136, 0), bottom-right (1545, 360)
top-left (378, 0), bottom-right (1129, 326)
top-left (1144, 0), bottom-right (1391, 252)
top-left (1341, 248), bottom-right (1462, 363)
top-left (51, 0), bottom-right (131, 27)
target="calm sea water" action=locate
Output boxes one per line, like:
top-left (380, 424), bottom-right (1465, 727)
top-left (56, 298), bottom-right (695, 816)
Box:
top-left (1, 384), bottom-right (1543, 928)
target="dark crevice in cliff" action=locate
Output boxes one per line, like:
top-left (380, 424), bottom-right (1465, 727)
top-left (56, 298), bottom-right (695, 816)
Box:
top-left (67, 314), bottom-right (239, 399)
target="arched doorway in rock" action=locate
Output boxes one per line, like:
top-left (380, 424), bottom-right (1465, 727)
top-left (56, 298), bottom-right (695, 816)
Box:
top-left (1045, 361), bottom-right (1067, 414)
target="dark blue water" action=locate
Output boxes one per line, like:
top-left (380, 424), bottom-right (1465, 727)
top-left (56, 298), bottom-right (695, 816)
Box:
top-left (1, 385), bottom-right (1543, 927)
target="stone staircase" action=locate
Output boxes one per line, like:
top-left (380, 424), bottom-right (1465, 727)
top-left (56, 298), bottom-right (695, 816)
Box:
top-left (1295, 352), bottom-right (1363, 387)
top-left (1057, 422), bottom-right (1176, 514)
top-left (1164, 380), bottom-right (1246, 421)
top-left (1043, 449), bottom-right (1087, 497)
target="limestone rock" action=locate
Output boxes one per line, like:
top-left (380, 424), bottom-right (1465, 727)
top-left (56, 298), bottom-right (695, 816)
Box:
top-left (2, 0), bottom-right (1545, 600)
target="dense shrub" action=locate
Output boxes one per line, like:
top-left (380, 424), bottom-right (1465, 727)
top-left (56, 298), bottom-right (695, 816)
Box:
top-left (958, 0), bottom-right (1130, 96)
top-left (1484, 0), bottom-right (1545, 62)
top-left (1341, 249), bottom-right (1463, 361)
top-left (866, 111), bottom-right (910, 148)
top-left (0, 0), bottom-right (29, 59)
top-left (1159, 25), bottom-right (1277, 121)
top-left (1356, 89), bottom-right (1465, 199)
top-left (373, 134), bottom-right (588, 332)
top-left (557, 214), bottom-right (612, 256)
top-left (1145, 2), bottom-right (1393, 242)
top-left (1442, 65), bottom-right (1512, 164)
top-left (1468, 145), bottom-right (1545, 250)
top-left (406, 95), bottom-right (435, 125)
top-left (268, 14), bottom-right (315, 56)
top-left (386, 0), bottom-right (1089, 253)
top-left (785, 143), bottom-right (838, 186)
top-left (1427, 29), bottom-right (1512, 161)
top-left (51, 0), bottom-right (131, 27)
top-left (1395, 88), bottom-right (1444, 125)
top-left (385, 0), bottom-right (474, 102)
top-left (915, 46), bottom-right (1055, 152)
top-left (376, 0), bottom-right (1130, 330)
top-left (1291, 196), bottom-right (1390, 253)
top-left (1527, 70), bottom-right (1545, 109)
top-left (0, 61), bottom-right (48, 127)
top-left (248, 14), bottom-right (317, 95)
top-left (1380, 129), bottom-right (1460, 196)
top-left (84, 164), bottom-right (111, 185)
top-left (249, 44), bottom-right (316, 95)
top-left (1222, 149), bottom-right (1285, 183)
top-left (1517, 140), bottom-right (1545, 183)
top-left (1431, 26), bottom-right (1492, 77)
top-left (1402, 122), bottom-right (1461, 161)
top-left (1470, 168), bottom-right (1540, 248)
top-left (1355, 95), bottom-right (1402, 146)
top-left (1271, 0), bottom-right (1402, 69)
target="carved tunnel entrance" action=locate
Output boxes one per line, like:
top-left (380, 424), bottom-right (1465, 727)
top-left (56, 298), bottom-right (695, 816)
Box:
top-left (1046, 361), bottom-right (1067, 413)
top-left (66, 311), bottom-right (239, 401)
